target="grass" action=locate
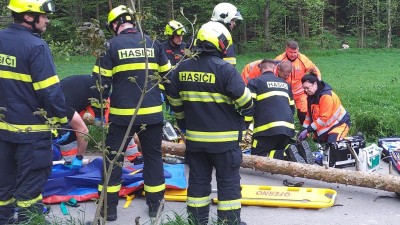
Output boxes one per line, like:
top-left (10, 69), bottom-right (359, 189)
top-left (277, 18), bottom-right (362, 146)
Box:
top-left (55, 55), bottom-right (95, 79)
top-left (54, 48), bottom-right (400, 142)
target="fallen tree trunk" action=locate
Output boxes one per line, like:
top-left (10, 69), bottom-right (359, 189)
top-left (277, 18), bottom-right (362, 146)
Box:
top-left (160, 141), bottom-right (400, 193)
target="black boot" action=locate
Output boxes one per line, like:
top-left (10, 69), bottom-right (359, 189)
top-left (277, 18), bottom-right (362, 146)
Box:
top-left (297, 141), bottom-right (316, 164)
top-left (149, 203), bottom-right (164, 218)
top-left (187, 205), bottom-right (209, 225)
top-left (286, 144), bottom-right (306, 163)
top-left (17, 203), bottom-right (48, 224)
top-left (217, 209), bottom-right (243, 225)
top-left (0, 204), bottom-right (15, 225)
top-left (100, 206), bottom-right (117, 221)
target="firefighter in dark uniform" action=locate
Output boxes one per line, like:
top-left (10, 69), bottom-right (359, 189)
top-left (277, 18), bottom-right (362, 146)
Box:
top-left (210, 2), bottom-right (243, 66)
top-left (0, 0), bottom-right (67, 224)
top-left (161, 20), bottom-right (187, 67)
top-left (93, 5), bottom-right (171, 221)
top-left (247, 59), bottom-right (296, 160)
top-left (59, 74), bottom-right (140, 166)
top-left (166, 21), bottom-right (253, 225)
top-left (58, 75), bottom-right (106, 165)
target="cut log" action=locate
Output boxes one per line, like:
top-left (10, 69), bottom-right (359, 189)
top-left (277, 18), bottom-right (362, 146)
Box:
top-left (160, 141), bottom-right (400, 193)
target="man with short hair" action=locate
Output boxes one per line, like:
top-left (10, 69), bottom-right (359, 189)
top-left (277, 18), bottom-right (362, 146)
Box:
top-left (277, 60), bottom-right (293, 80)
top-left (247, 59), bottom-right (296, 160)
top-left (275, 40), bottom-right (321, 125)
top-left (0, 0), bottom-right (67, 223)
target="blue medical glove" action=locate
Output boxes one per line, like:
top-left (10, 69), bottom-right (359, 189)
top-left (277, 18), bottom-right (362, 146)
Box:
top-left (55, 131), bottom-right (70, 144)
top-left (297, 129), bottom-right (308, 141)
top-left (69, 155), bottom-right (83, 170)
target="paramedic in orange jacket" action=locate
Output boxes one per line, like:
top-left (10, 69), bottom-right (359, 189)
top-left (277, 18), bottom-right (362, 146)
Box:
top-left (241, 59), bottom-right (262, 84)
top-left (297, 73), bottom-right (350, 145)
top-left (275, 40), bottom-right (321, 125)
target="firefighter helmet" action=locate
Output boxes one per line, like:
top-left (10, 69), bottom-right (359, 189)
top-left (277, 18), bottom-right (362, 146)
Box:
top-left (164, 20), bottom-right (186, 36)
top-left (210, 2), bottom-right (243, 25)
top-left (7, 0), bottom-right (55, 14)
top-left (195, 21), bottom-right (232, 54)
top-left (107, 5), bottom-right (134, 29)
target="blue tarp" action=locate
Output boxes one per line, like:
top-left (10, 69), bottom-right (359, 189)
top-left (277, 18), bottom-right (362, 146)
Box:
top-left (43, 158), bottom-right (187, 203)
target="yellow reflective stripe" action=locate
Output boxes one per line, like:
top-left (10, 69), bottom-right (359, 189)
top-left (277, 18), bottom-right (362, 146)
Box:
top-left (235, 88), bottom-right (252, 107)
top-left (284, 144), bottom-right (291, 152)
top-left (98, 184), bottom-right (122, 193)
top-left (187, 196), bottom-right (210, 207)
top-left (186, 130), bottom-right (241, 142)
top-left (0, 198), bottom-right (15, 206)
top-left (253, 121), bottom-right (295, 134)
top-left (217, 199), bottom-right (241, 210)
top-left (144, 183), bottom-right (165, 193)
top-left (289, 99), bottom-right (294, 105)
top-left (17, 195), bottom-right (42, 208)
top-left (159, 83), bottom-right (165, 90)
top-left (109, 105), bottom-right (162, 116)
top-left (0, 121), bottom-right (51, 132)
top-left (256, 91), bottom-right (290, 101)
top-left (167, 96), bottom-right (183, 107)
top-left (33, 75), bottom-right (60, 91)
top-left (159, 61), bottom-right (172, 72)
top-left (252, 139), bottom-right (258, 148)
top-left (179, 91), bottom-right (233, 104)
top-left (0, 70), bottom-right (32, 82)
top-left (174, 111), bottom-right (185, 120)
top-left (91, 100), bottom-right (107, 109)
top-left (244, 116), bottom-right (253, 122)
top-left (113, 62), bottom-right (158, 73)
top-left (50, 116), bottom-right (68, 124)
top-left (93, 65), bottom-right (113, 77)
top-left (269, 150), bottom-right (276, 158)
top-left (251, 93), bottom-right (257, 99)
top-left (223, 57), bottom-right (236, 65)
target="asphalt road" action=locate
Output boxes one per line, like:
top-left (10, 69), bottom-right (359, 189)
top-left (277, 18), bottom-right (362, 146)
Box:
top-left (47, 160), bottom-right (400, 225)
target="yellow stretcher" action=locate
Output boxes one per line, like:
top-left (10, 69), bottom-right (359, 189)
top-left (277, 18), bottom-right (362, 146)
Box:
top-left (164, 185), bottom-right (337, 209)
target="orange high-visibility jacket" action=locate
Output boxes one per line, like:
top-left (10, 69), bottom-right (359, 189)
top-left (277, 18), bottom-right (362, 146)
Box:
top-left (275, 52), bottom-right (321, 97)
top-left (303, 82), bottom-right (350, 138)
top-left (241, 60), bottom-right (262, 84)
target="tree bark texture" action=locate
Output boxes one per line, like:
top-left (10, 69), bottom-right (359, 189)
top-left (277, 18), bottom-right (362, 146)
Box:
top-left (159, 141), bottom-right (400, 193)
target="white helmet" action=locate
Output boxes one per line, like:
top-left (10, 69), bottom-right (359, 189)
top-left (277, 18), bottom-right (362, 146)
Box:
top-left (210, 2), bottom-right (243, 25)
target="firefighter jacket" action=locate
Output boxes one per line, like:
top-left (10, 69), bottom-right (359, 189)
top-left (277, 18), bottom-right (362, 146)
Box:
top-left (166, 51), bottom-right (254, 153)
top-left (303, 81), bottom-right (350, 138)
top-left (223, 45), bottom-right (237, 66)
top-left (92, 28), bottom-right (171, 126)
top-left (161, 40), bottom-right (186, 66)
top-left (247, 72), bottom-right (295, 138)
top-left (275, 52), bottom-right (321, 97)
top-left (0, 24), bottom-right (67, 143)
top-left (60, 74), bottom-right (106, 120)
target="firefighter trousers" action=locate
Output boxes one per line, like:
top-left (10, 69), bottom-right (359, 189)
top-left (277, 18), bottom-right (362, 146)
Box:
top-left (0, 139), bottom-right (52, 225)
top-left (186, 147), bottom-right (242, 225)
top-left (251, 134), bottom-right (291, 159)
top-left (100, 123), bottom-right (165, 210)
